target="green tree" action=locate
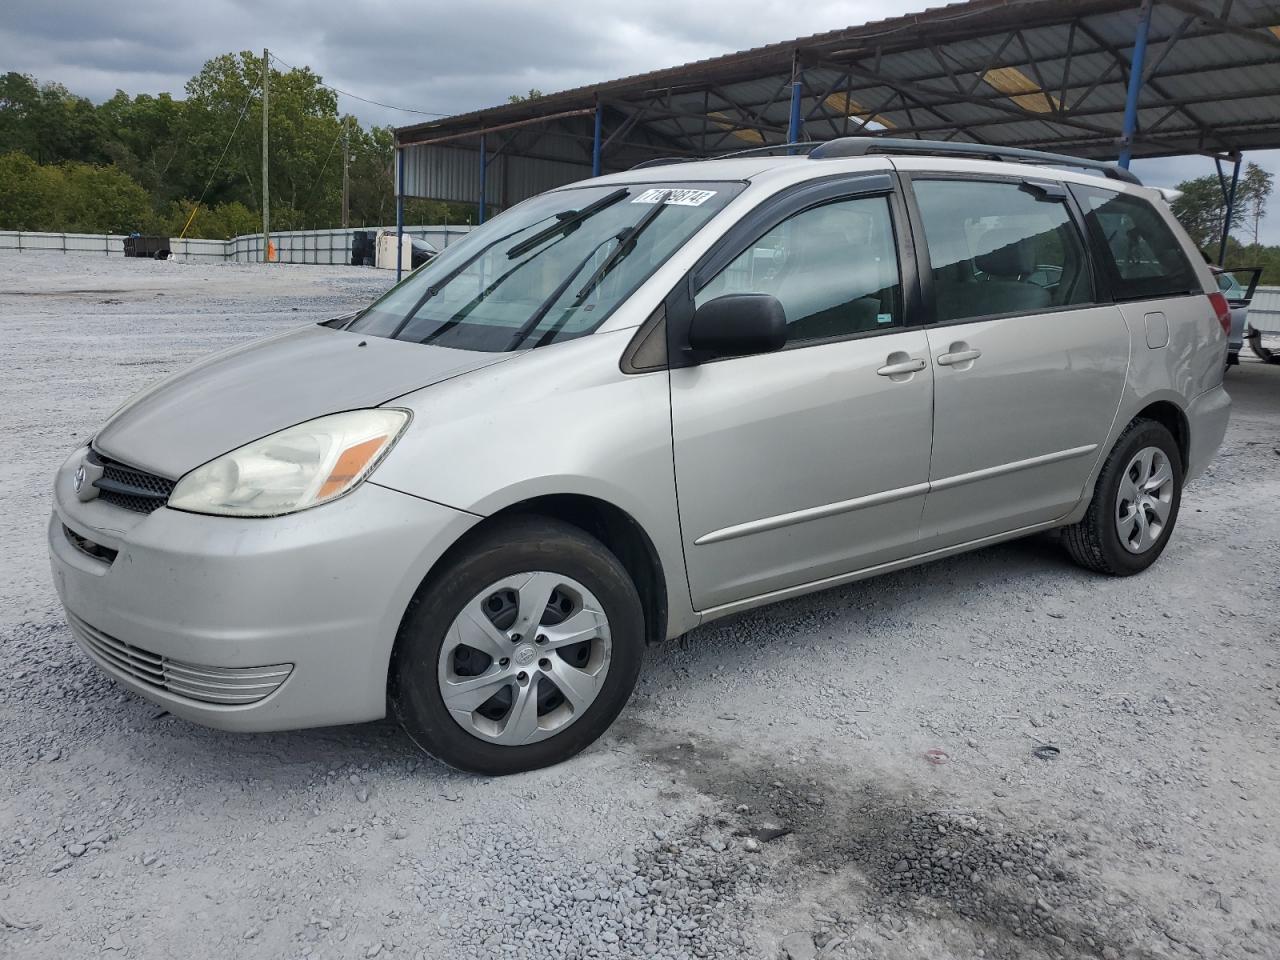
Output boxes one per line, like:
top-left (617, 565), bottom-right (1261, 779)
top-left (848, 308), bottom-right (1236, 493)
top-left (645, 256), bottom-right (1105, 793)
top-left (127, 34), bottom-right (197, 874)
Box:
top-left (0, 150), bottom-right (59, 228)
top-left (1170, 163), bottom-right (1273, 254)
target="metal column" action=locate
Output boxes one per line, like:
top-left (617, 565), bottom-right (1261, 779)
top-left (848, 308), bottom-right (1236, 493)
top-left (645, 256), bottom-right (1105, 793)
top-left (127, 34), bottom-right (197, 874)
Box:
top-left (592, 100), bottom-right (603, 177)
top-left (395, 147), bottom-right (405, 281)
top-left (1217, 154), bottom-right (1242, 266)
top-left (477, 133), bottom-right (488, 225)
top-left (787, 81), bottom-right (804, 151)
top-left (1118, 0), bottom-right (1153, 168)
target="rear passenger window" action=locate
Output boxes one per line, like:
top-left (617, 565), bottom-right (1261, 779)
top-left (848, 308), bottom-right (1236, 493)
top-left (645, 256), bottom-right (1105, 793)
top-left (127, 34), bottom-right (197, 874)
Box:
top-left (1074, 186), bottom-right (1200, 301)
top-left (695, 195), bottom-right (902, 344)
top-left (913, 179), bottom-right (1093, 324)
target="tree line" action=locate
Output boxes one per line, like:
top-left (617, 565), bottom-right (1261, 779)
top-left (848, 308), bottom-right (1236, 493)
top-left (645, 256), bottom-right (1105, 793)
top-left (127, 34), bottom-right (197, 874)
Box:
top-left (0, 53), bottom-right (473, 239)
top-left (1, 56), bottom-right (1278, 283)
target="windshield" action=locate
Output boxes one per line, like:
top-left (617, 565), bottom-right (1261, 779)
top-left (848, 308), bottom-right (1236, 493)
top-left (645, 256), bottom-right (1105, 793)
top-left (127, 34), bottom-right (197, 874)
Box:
top-left (349, 181), bottom-right (742, 352)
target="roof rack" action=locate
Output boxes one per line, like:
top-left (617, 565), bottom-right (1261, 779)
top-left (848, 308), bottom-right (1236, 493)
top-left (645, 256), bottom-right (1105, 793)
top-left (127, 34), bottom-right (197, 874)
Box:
top-left (807, 137), bottom-right (1141, 185)
top-left (629, 142), bottom-right (815, 171)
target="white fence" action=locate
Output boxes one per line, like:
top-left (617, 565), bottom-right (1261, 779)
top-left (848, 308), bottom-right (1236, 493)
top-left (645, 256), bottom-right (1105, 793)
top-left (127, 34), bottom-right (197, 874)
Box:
top-left (0, 225), bottom-right (470, 265)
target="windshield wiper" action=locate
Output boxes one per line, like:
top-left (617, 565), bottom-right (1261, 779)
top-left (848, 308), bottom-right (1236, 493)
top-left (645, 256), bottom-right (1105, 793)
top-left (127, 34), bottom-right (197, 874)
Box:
top-left (386, 213), bottom-right (562, 340)
top-left (506, 188), bottom-right (629, 259)
top-left (570, 191), bottom-right (670, 307)
top-left (503, 232), bottom-right (627, 351)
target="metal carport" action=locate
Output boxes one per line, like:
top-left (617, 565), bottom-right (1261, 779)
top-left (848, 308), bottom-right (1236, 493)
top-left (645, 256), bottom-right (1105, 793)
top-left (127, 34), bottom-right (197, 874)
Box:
top-left (391, 0), bottom-right (1280, 276)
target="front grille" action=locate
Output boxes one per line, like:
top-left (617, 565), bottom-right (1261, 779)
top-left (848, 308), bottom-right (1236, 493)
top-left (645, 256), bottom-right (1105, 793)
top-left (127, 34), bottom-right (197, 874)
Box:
top-left (89, 449), bottom-right (175, 514)
top-left (67, 612), bottom-right (293, 706)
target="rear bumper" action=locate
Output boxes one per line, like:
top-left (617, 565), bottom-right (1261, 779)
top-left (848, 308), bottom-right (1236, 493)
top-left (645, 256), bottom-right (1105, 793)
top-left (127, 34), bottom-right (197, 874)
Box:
top-left (1185, 384), bottom-right (1231, 483)
top-left (49, 447), bottom-right (478, 731)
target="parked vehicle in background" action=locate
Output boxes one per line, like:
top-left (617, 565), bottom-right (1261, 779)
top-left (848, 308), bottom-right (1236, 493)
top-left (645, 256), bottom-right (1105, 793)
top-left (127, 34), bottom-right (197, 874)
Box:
top-left (1212, 266), bottom-right (1261, 365)
top-left (49, 139), bottom-right (1231, 775)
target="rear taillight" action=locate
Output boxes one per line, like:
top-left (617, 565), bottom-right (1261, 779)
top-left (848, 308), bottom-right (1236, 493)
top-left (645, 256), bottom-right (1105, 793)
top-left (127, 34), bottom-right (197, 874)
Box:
top-left (1208, 292), bottom-right (1231, 335)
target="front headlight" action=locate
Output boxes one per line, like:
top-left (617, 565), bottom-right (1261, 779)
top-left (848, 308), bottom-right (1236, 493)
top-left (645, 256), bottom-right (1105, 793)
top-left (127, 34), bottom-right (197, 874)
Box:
top-left (168, 409), bottom-right (410, 517)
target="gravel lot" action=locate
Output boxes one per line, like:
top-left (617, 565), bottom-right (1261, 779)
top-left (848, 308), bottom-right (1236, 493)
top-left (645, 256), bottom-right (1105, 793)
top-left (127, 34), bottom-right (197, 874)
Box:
top-left (2, 253), bottom-right (1277, 960)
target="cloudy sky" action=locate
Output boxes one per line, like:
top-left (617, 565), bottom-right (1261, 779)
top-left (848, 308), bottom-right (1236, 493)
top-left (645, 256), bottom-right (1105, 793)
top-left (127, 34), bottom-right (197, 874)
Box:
top-left (4, 0), bottom-right (1277, 242)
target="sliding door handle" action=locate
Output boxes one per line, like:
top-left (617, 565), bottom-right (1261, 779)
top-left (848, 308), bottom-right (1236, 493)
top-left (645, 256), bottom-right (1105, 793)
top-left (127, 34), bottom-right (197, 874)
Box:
top-left (937, 347), bottom-right (982, 366)
top-left (876, 357), bottom-right (927, 377)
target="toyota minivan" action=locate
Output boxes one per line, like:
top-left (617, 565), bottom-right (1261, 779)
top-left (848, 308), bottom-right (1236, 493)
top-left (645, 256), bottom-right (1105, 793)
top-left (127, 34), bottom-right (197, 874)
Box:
top-left (49, 138), bottom-right (1231, 775)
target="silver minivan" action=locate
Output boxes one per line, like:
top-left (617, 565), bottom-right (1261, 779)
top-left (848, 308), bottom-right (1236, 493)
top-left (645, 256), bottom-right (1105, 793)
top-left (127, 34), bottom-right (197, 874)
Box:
top-left (49, 139), bottom-right (1231, 774)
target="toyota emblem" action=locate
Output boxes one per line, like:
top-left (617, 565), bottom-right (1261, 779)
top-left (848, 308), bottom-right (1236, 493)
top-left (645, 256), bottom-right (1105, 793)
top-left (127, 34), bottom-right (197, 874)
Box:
top-left (73, 465), bottom-right (85, 493)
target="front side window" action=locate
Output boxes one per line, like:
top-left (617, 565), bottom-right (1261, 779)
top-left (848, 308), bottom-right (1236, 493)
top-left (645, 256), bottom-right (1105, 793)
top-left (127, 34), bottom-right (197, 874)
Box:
top-left (914, 178), bottom-right (1093, 323)
top-left (1075, 186), bottom-right (1200, 301)
top-left (348, 181), bottom-right (742, 352)
top-left (694, 195), bottom-right (903, 344)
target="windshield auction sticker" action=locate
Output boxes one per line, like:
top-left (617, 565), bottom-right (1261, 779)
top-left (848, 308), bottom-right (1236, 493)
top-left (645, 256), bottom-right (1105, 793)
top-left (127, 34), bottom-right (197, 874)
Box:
top-left (632, 188), bottom-right (717, 206)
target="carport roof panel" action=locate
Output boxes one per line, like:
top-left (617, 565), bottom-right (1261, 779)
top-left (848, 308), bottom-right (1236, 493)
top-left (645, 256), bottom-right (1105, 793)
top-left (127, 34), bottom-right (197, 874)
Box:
top-left (396, 0), bottom-right (1280, 160)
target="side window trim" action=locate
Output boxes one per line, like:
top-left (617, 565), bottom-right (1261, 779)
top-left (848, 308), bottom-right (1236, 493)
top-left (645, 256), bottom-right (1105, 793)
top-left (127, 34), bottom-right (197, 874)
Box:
top-left (900, 171), bottom-right (1102, 328)
top-left (667, 171), bottom-right (918, 369)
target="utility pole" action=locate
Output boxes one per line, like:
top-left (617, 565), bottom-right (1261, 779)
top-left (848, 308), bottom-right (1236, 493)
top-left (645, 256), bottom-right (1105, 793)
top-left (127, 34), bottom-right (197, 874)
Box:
top-left (262, 47), bottom-right (271, 262)
top-left (341, 116), bottom-right (350, 229)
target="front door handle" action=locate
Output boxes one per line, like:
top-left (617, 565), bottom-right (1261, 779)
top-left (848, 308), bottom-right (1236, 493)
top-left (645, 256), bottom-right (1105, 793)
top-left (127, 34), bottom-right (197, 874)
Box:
top-left (936, 345), bottom-right (982, 367)
top-left (876, 357), bottom-right (927, 378)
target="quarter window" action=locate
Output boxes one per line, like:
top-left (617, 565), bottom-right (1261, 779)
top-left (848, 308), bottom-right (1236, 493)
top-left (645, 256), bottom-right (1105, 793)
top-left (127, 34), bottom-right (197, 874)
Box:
top-left (1074, 186), bottom-right (1200, 301)
top-left (695, 195), bottom-right (903, 344)
top-left (914, 179), bottom-right (1093, 323)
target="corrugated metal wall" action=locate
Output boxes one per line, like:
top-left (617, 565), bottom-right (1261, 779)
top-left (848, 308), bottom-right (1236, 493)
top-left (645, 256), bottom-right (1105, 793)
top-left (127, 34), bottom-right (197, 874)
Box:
top-left (401, 144), bottom-right (593, 207)
top-left (1249, 286), bottom-right (1280, 335)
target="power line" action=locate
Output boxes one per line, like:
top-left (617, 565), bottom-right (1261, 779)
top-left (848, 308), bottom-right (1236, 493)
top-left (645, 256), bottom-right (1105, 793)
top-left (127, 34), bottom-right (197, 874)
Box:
top-left (180, 87), bottom-right (256, 238)
top-left (267, 52), bottom-right (453, 117)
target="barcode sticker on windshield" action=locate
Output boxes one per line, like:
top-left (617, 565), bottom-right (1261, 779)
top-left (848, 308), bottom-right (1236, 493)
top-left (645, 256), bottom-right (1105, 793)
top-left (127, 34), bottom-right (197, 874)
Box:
top-left (632, 188), bottom-right (717, 206)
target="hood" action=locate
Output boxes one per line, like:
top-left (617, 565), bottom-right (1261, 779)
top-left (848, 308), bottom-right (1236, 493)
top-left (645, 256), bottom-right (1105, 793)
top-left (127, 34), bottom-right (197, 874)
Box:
top-left (94, 324), bottom-right (509, 478)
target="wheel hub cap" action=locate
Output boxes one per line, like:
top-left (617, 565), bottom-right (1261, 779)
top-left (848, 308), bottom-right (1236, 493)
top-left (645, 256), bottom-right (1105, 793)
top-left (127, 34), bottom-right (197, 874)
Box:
top-left (1115, 445), bottom-right (1174, 555)
top-left (437, 572), bottom-right (612, 746)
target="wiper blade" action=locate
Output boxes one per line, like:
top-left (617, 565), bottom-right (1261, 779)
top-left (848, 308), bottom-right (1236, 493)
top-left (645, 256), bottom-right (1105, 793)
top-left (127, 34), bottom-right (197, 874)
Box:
top-left (503, 232), bottom-right (625, 351)
top-left (386, 213), bottom-right (561, 340)
top-left (507, 188), bottom-right (629, 259)
top-left (570, 191), bottom-right (670, 307)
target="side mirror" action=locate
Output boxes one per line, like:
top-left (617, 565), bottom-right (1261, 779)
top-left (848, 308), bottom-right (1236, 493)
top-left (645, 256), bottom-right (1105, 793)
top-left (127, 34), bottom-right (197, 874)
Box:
top-left (688, 293), bottom-right (788, 359)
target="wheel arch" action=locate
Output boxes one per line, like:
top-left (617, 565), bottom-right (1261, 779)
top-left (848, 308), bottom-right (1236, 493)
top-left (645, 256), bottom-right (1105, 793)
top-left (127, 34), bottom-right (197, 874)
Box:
top-left (403, 493), bottom-right (669, 649)
top-left (1132, 398), bottom-right (1190, 470)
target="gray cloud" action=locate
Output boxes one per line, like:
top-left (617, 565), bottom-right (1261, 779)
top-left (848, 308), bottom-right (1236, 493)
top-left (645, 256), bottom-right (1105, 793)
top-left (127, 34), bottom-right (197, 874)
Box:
top-left (3, 0), bottom-right (1277, 242)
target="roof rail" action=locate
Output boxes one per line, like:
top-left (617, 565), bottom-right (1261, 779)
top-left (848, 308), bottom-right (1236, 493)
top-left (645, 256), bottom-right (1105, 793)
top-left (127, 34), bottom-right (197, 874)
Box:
top-left (629, 142), bottom-right (815, 171)
top-left (807, 137), bottom-right (1142, 185)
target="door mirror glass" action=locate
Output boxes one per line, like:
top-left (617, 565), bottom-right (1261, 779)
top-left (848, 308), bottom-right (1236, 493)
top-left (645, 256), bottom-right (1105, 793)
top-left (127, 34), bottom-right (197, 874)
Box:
top-left (689, 293), bottom-right (787, 358)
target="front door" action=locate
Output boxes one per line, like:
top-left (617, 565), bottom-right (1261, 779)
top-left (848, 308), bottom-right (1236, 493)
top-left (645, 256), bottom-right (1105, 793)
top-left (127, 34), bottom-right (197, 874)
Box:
top-left (670, 184), bottom-right (935, 611)
top-left (904, 173), bottom-right (1129, 546)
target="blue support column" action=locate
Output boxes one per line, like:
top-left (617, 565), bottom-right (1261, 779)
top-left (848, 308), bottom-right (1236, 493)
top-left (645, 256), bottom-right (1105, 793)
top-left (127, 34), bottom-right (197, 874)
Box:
top-left (1118, 0), bottom-right (1154, 168)
top-left (395, 147), bottom-right (405, 281)
top-left (477, 133), bottom-right (487, 225)
top-left (787, 81), bottom-right (804, 152)
top-left (592, 100), bottom-right (603, 177)
top-left (1217, 154), bottom-right (1242, 266)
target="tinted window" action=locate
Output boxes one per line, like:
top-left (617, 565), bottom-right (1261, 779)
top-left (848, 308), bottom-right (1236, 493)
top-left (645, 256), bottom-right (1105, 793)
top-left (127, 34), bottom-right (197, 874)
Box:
top-left (695, 195), bottom-right (902, 344)
top-left (914, 179), bottom-right (1093, 323)
top-left (348, 182), bottom-right (741, 352)
top-left (1075, 186), bottom-right (1200, 301)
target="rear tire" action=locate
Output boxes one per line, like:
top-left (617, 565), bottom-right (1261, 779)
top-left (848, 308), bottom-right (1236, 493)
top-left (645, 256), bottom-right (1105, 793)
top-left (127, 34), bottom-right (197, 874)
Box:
top-left (390, 516), bottom-right (644, 775)
top-left (1062, 419), bottom-right (1182, 576)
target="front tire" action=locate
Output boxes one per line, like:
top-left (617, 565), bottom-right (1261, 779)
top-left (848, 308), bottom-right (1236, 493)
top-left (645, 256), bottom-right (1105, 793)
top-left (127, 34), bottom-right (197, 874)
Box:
top-left (1062, 419), bottom-right (1183, 576)
top-left (390, 516), bottom-right (644, 775)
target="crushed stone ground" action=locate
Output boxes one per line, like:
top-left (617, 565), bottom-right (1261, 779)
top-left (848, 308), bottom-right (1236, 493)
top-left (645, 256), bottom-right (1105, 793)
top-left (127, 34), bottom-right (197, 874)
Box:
top-left (1, 253), bottom-right (1277, 959)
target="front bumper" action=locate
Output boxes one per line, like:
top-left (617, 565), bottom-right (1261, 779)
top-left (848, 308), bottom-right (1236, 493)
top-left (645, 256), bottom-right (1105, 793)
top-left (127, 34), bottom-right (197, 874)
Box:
top-left (49, 448), bottom-right (478, 732)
